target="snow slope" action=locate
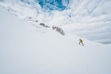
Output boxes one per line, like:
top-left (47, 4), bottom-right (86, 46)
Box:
top-left (0, 6), bottom-right (111, 74)
top-left (0, 0), bottom-right (111, 44)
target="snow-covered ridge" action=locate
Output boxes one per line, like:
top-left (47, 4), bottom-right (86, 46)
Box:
top-left (0, 0), bottom-right (111, 44)
top-left (0, 6), bottom-right (111, 74)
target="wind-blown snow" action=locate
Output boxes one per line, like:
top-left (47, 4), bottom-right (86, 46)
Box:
top-left (0, 6), bottom-right (111, 74)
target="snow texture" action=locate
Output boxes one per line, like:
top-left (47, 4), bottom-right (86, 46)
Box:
top-left (0, 6), bottom-right (111, 74)
top-left (0, 0), bottom-right (111, 44)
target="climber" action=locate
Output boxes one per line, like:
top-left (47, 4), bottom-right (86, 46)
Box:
top-left (79, 39), bottom-right (84, 46)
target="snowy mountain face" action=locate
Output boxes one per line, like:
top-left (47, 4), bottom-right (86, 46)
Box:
top-left (0, 0), bottom-right (111, 44)
top-left (0, 6), bottom-right (111, 74)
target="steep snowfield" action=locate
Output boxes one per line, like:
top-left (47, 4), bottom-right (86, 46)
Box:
top-left (0, 6), bottom-right (111, 74)
top-left (0, 0), bottom-right (111, 44)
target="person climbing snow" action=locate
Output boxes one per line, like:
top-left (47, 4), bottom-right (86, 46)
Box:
top-left (79, 39), bottom-right (84, 46)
